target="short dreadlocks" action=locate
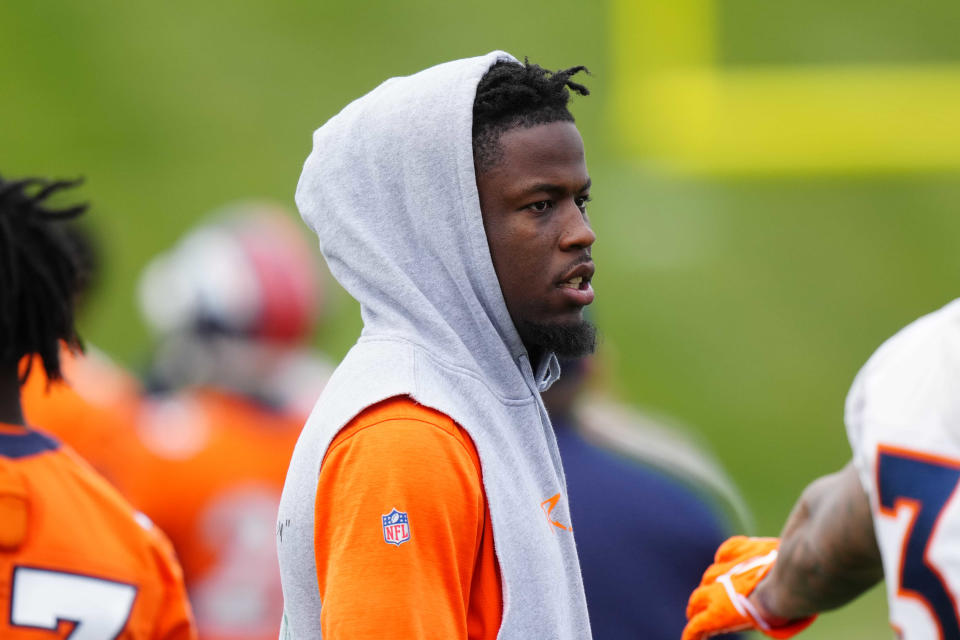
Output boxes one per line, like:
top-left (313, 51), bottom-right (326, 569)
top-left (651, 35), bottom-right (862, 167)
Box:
top-left (472, 59), bottom-right (590, 172)
top-left (0, 175), bottom-right (87, 383)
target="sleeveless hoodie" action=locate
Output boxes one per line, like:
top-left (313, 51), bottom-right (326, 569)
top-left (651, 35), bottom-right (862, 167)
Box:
top-left (277, 51), bottom-right (592, 639)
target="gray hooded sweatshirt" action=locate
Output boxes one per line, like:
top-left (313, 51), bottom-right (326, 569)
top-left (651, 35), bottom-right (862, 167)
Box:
top-left (277, 51), bottom-right (592, 639)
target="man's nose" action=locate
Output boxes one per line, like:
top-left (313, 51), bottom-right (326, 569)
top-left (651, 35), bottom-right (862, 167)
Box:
top-left (559, 205), bottom-right (595, 251)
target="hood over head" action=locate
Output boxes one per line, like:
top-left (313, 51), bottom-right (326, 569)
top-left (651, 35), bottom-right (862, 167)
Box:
top-left (296, 51), bottom-right (559, 398)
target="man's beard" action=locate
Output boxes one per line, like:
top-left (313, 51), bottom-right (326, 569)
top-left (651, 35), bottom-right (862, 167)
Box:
top-left (520, 318), bottom-right (597, 359)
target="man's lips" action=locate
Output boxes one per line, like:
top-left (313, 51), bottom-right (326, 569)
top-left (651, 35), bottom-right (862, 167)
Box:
top-left (557, 261), bottom-right (594, 286)
top-left (556, 261), bottom-right (595, 306)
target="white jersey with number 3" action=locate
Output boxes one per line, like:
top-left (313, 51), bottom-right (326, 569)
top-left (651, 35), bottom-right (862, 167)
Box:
top-left (845, 298), bottom-right (960, 640)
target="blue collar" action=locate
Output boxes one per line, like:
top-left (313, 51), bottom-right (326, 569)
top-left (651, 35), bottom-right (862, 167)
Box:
top-left (0, 429), bottom-right (60, 459)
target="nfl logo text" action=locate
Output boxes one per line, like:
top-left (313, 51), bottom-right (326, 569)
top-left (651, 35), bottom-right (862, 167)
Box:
top-left (382, 508), bottom-right (411, 546)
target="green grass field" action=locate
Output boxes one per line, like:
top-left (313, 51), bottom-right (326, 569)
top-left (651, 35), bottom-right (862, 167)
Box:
top-left (5, 1), bottom-right (960, 637)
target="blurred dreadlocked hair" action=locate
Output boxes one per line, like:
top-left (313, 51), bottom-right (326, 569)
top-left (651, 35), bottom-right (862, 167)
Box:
top-left (472, 59), bottom-right (589, 171)
top-left (0, 175), bottom-right (87, 383)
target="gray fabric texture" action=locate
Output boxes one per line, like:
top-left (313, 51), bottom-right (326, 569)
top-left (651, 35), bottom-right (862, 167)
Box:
top-left (276, 51), bottom-right (592, 639)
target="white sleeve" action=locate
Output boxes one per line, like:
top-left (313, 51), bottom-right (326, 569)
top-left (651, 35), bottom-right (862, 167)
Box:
top-left (844, 362), bottom-right (875, 501)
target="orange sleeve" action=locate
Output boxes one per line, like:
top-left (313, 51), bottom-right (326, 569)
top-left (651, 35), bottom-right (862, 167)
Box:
top-left (314, 402), bottom-right (488, 639)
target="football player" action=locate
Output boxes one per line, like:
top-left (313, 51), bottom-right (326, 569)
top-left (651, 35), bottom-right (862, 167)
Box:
top-left (121, 205), bottom-right (331, 640)
top-left (683, 299), bottom-right (960, 639)
top-left (0, 174), bottom-right (196, 639)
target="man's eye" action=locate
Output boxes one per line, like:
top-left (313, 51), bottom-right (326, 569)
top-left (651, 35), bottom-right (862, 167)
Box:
top-left (527, 200), bottom-right (551, 213)
top-left (575, 195), bottom-right (592, 210)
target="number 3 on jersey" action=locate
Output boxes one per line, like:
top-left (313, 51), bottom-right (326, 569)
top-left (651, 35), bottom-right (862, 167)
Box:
top-left (11, 567), bottom-right (137, 640)
top-left (877, 446), bottom-right (960, 640)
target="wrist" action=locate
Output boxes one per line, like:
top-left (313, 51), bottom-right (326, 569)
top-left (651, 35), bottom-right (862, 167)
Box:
top-left (749, 577), bottom-right (794, 628)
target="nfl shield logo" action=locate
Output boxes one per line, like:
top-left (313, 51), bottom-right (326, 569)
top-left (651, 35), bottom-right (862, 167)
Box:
top-left (382, 508), bottom-right (411, 546)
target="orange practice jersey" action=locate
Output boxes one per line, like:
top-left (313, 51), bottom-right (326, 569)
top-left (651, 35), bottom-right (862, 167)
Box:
top-left (314, 397), bottom-right (502, 639)
top-left (113, 390), bottom-right (302, 640)
top-left (0, 424), bottom-right (196, 640)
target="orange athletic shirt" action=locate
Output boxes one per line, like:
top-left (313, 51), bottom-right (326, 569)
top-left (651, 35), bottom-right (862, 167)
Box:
top-left (0, 424), bottom-right (196, 639)
top-left (113, 389), bottom-right (301, 640)
top-left (314, 396), bottom-right (502, 639)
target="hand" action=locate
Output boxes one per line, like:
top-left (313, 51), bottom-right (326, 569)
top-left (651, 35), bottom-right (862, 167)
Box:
top-left (682, 536), bottom-right (817, 640)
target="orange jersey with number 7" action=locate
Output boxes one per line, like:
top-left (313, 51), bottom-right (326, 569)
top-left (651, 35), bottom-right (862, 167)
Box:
top-left (22, 349), bottom-right (322, 640)
top-left (0, 423), bottom-right (196, 640)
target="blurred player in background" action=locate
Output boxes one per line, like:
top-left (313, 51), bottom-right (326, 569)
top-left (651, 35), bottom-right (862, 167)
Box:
top-left (0, 174), bottom-right (196, 639)
top-left (25, 202), bottom-right (331, 640)
top-left (122, 204), bottom-right (331, 640)
top-left (683, 299), bottom-right (960, 639)
top-left (543, 356), bottom-right (747, 639)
